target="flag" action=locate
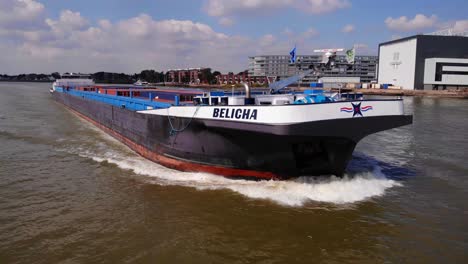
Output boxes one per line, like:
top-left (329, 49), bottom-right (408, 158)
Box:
top-left (345, 47), bottom-right (355, 64)
top-left (289, 45), bottom-right (296, 63)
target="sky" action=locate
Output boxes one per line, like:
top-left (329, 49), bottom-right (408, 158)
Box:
top-left (0, 0), bottom-right (467, 74)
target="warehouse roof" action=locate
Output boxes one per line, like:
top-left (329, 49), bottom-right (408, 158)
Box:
top-left (379, 34), bottom-right (468, 47)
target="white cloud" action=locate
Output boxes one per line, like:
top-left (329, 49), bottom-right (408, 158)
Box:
top-left (0, 0), bottom-right (46, 29)
top-left (251, 28), bottom-right (323, 55)
top-left (453, 20), bottom-right (468, 33)
top-left (45, 9), bottom-right (89, 40)
top-left (385, 14), bottom-right (438, 32)
top-left (53, 10), bottom-right (89, 30)
top-left (301, 27), bottom-right (319, 38)
top-left (0, 1), bottom-right (347, 74)
top-left (205, 0), bottom-right (291, 17)
top-left (204, 0), bottom-right (350, 17)
top-left (281, 27), bottom-right (320, 45)
top-left (218, 17), bottom-right (234, 26)
top-left (18, 42), bottom-right (64, 58)
top-left (98, 19), bottom-right (112, 30)
top-left (342, 24), bottom-right (355, 33)
top-left (296, 0), bottom-right (350, 14)
top-left (0, 6), bottom-right (256, 74)
top-left (259, 34), bottom-right (276, 46)
top-left (282, 28), bottom-right (294, 37)
top-left (115, 14), bottom-right (154, 38)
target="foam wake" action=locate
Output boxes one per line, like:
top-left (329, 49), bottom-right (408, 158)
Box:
top-left (70, 147), bottom-right (401, 207)
top-left (60, 121), bottom-right (402, 207)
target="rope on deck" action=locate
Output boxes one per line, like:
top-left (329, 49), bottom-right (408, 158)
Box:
top-left (167, 106), bottom-right (201, 136)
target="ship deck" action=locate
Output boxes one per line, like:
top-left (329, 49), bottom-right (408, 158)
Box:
top-left (55, 86), bottom-right (207, 111)
top-left (54, 85), bottom-right (272, 111)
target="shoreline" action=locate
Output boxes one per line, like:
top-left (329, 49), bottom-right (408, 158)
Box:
top-left (2, 81), bottom-right (467, 98)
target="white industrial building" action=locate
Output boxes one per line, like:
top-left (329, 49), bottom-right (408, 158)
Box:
top-left (248, 55), bottom-right (378, 85)
top-left (378, 34), bottom-right (468, 90)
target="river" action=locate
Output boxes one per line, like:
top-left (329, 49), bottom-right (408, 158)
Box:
top-left (0, 82), bottom-right (467, 263)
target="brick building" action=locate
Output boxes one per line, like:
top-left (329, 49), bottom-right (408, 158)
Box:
top-left (167, 68), bottom-right (210, 84)
top-left (216, 70), bottom-right (268, 85)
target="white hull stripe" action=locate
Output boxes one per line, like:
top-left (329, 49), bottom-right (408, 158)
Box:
top-left (138, 100), bottom-right (405, 125)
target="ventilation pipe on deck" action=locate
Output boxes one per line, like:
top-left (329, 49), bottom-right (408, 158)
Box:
top-left (243, 82), bottom-right (251, 99)
top-left (243, 82), bottom-right (255, 105)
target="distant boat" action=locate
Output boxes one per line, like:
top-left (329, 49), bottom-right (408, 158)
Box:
top-left (134, 80), bottom-right (150, 86)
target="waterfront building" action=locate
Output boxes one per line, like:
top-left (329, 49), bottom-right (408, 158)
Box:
top-left (216, 70), bottom-right (267, 85)
top-left (378, 33), bottom-right (468, 90)
top-left (248, 55), bottom-right (378, 85)
top-left (167, 68), bottom-right (210, 84)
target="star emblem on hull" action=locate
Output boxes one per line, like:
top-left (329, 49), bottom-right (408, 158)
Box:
top-left (352, 102), bottom-right (363, 117)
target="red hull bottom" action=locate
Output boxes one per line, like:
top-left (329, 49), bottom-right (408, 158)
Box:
top-left (65, 106), bottom-right (280, 180)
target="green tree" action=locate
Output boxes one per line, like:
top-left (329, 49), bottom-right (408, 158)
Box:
top-left (199, 68), bottom-right (220, 84)
top-left (51, 72), bottom-right (61, 79)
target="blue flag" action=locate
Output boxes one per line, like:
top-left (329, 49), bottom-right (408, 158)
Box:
top-left (289, 46), bottom-right (296, 63)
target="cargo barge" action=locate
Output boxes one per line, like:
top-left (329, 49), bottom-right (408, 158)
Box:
top-left (51, 74), bottom-right (412, 180)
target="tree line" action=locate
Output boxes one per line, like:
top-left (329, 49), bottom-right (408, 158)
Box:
top-left (0, 69), bottom-right (222, 84)
top-left (0, 73), bottom-right (59, 82)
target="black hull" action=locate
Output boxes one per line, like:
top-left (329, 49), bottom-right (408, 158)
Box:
top-left (52, 92), bottom-right (412, 179)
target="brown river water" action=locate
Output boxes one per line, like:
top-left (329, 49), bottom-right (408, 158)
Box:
top-left (0, 82), bottom-right (467, 263)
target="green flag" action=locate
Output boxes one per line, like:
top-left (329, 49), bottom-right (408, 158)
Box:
top-left (346, 47), bottom-right (355, 64)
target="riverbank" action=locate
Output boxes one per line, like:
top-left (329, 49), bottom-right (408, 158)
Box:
top-left (0, 80), bottom-right (53, 83)
top-left (4, 81), bottom-right (467, 98)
